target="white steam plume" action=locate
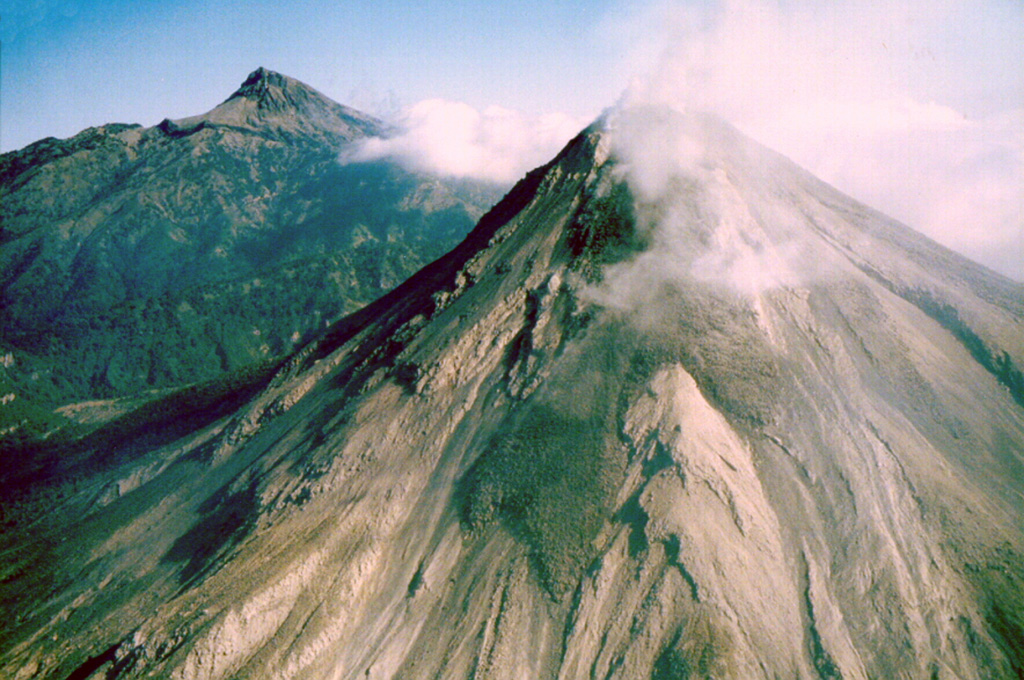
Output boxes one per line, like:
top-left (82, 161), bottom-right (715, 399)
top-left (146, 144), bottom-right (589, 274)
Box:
top-left (598, 0), bottom-right (1024, 281)
top-left (589, 104), bottom-right (821, 311)
top-left (343, 99), bottom-right (585, 185)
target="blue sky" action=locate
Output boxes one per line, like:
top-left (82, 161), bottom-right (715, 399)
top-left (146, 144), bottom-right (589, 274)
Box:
top-left (1, 0), bottom-right (620, 150)
top-left (2, 0), bottom-right (1022, 279)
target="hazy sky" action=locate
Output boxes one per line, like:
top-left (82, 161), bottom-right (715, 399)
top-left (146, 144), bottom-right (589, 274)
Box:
top-left (3, 0), bottom-right (1022, 279)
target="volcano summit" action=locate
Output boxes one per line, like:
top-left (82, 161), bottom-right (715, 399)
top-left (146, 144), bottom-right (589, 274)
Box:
top-left (1, 104), bottom-right (1023, 679)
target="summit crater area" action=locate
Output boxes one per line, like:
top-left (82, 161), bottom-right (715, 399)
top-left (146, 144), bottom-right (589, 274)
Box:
top-left (0, 93), bottom-right (1023, 679)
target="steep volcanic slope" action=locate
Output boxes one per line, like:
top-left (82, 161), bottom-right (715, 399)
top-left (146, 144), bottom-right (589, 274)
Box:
top-left (2, 106), bottom-right (1023, 679)
top-left (0, 68), bottom-right (501, 427)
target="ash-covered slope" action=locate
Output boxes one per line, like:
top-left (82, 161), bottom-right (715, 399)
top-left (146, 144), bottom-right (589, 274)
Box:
top-left (2, 106), bottom-right (1023, 680)
top-left (0, 68), bottom-right (501, 429)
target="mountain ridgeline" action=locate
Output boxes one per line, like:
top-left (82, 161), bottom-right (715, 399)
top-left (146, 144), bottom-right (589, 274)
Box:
top-left (1, 100), bottom-right (1023, 679)
top-left (0, 68), bottom-right (503, 443)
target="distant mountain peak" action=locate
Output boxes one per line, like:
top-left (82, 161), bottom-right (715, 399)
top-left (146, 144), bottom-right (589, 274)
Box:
top-left (168, 67), bottom-right (389, 143)
top-left (239, 65), bottom-right (278, 86)
top-left (226, 67), bottom-right (310, 111)
top-left (230, 66), bottom-right (284, 95)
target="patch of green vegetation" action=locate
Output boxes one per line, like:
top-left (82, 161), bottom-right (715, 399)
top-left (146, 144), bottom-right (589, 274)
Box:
top-left (904, 289), bottom-right (1024, 409)
top-left (652, 625), bottom-right (722, 680)
top-left (459, 321), bottom-right (665, 595)
top-left (566, 182), bottom-right (645, 280)
top-left (987, 602), bottom-right (1024, 679)
top-left (460, 404), bottom-right (622, 595)
top-left (0, 356), bottom-right (280, 530)
top-left (652, 637), bottom-right (692, 680)
top-left (2, 150), bottom-right (502, 406)
top-left (0, 371), bottom-right (72, 453)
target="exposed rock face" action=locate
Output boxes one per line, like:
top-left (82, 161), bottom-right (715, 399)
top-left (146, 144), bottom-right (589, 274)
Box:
top-left (1, 107), bottom-right (1023, 679)
top-left (0, 68), bottom-right (502, 427)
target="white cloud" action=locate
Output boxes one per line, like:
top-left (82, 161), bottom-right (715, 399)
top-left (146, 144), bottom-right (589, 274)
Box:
top-left (602, 0), bottom-right (1024, 281)
top-left (590, 105), bottom-right (830, 307)
top-left (343, 99), bottom-right (585, 185)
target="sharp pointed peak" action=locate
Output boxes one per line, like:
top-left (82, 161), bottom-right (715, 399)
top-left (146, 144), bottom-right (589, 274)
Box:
top-left (160, 67), bottom-right (390, 142)
top-left (248, 65), bottom-right (275, 81)
top-left (226, 66), bottom-right (305, 104)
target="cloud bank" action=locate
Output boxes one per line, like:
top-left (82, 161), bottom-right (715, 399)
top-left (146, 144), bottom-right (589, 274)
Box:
top-left (599, 0), bottom-right (1024, 281)
top-left (344, 99), bottom-right (585, 185)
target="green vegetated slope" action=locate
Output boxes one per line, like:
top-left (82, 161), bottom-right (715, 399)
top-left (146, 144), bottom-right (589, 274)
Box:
top-left (0, 69), bottom-right (502, 442)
